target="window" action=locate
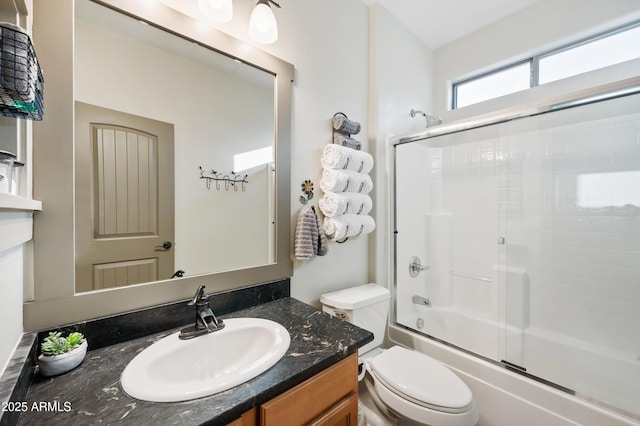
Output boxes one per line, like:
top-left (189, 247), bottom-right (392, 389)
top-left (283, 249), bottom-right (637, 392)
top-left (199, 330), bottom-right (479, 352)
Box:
top-left (453, 23), bottom-right (640, 109)
top-left (539, 25), bottom-right (640, 84)
top-left (454, 62), bottom-right (531, 109)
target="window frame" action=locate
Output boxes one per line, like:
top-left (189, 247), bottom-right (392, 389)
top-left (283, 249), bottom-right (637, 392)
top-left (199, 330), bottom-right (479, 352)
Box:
top-left (452, 22), bottom-right (640, 109)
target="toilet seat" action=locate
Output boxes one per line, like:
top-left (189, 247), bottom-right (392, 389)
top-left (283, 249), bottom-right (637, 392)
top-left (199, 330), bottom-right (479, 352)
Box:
top-left (370, 375), bottom-right (477, 426)
top-left (367, 346), bottom-right (474, 416)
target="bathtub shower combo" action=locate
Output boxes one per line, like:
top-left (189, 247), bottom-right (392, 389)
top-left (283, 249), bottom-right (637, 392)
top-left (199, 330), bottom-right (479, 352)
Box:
top-left (392, 88), bottom-right (640, 419)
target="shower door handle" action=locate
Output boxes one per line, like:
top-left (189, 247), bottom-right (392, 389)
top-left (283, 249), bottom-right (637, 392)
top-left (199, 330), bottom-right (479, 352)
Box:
top-left (409, 256), bottom-right (430, 277)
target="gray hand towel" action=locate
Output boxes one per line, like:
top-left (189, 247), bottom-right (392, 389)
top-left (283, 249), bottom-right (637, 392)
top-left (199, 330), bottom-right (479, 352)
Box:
top-left (294, 205), bottom-right (328, 259)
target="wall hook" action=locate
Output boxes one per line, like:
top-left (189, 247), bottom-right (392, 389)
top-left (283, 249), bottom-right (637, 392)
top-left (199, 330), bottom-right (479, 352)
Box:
top-left (300, 179), bottom-right (314, 204)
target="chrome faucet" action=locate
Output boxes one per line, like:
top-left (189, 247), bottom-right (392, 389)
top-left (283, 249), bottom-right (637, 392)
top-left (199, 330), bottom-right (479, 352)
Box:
top-left (179, 285), bottom-right (225, 340)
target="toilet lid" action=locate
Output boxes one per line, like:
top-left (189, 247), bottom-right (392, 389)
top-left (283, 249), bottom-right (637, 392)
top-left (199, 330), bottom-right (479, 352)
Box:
top-left (368, 346), bottom-right (473, 413)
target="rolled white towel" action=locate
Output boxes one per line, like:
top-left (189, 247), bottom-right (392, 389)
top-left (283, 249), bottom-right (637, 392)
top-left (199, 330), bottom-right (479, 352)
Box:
top-left (332, 115), bottom-right (361, 135)
top-left (324, 214), bottom-right (375, 241)
top-left (319, 168), bottom-right (373, 194)
top-left (319, 192), bottom-right (372, 217)
top-left (333, 133), bottom-right (361, 150)
top-left (321, 144), bottom-right (373, 174)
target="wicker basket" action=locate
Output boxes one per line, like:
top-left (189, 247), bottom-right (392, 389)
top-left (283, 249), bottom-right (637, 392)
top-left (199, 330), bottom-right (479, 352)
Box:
top-left (0, 22), bottom-right (44, 120)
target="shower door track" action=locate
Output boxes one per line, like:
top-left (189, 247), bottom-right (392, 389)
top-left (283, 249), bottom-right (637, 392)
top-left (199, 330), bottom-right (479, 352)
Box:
top-left (394, 77), bottom-right (640, 146)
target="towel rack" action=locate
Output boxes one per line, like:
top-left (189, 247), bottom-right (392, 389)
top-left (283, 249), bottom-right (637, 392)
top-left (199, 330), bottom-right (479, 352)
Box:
top-left (344, 224), bottom-right (365, 238)
top-left (329, 112), bottom-right (366, 243)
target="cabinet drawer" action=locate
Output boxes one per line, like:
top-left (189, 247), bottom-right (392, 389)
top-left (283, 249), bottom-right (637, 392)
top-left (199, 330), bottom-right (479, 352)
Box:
top-left (260, 353), bottom-right (358, 426)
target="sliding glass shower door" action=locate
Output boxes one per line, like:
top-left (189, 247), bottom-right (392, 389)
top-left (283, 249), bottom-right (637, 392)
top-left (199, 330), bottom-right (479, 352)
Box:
top-left (394, 92), bottom-right (640, 417)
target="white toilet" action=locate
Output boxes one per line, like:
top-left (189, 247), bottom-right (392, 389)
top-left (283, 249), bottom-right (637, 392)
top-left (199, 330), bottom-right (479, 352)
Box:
top-left (321, 284), bottom-right (478, 426)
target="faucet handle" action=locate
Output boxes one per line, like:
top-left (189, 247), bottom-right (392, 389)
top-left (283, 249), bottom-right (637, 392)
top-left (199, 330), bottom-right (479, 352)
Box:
top-left (188, 285), bottom-right (209, 306)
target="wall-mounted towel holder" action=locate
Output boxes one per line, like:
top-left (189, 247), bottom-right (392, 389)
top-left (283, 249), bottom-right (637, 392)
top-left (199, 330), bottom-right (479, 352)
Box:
top-left (343, 224), bottom-right (365, 238)
top-left (199, 166), bottom-right (248, 191)
top-left (329, 112), bottom-right (367, 243)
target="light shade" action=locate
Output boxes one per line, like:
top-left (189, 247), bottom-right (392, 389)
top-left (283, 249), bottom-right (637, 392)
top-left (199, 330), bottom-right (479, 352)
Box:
top-left (249, 2), bottom-right (278, 44)
top-left (198, 0), bottom-right (233, 23)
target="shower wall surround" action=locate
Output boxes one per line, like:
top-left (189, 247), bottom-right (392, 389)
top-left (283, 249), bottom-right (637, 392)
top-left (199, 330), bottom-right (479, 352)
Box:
top-left (394, 92), bottom-right (640, 418)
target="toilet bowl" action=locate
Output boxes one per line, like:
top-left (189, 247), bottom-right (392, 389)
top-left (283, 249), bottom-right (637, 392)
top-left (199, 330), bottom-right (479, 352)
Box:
top-left (321, 284), bottom-right (478, 426)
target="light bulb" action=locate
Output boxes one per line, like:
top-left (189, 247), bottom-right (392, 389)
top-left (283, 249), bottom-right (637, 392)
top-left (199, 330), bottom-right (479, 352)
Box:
top-left (249, 2), bottom-right (278, 44)
top-left (198, 0), bottom-right (233, 23)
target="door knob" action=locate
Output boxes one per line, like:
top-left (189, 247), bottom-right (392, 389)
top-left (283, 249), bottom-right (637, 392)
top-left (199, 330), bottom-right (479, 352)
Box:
top-left (155, 241), bottom-right (173, 250)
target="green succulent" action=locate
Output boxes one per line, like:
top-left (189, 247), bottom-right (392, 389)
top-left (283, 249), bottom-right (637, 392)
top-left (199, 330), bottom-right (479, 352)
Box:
top-left (41, 331), bottom-right (85, 356)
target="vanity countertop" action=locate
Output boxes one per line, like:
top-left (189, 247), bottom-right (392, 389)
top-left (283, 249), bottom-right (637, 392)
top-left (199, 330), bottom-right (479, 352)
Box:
top-left (18, 297), bottom-right (373, 426)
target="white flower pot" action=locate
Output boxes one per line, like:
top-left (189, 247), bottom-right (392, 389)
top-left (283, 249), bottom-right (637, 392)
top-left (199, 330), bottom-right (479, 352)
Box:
top-left (38, 340), bottom-right (88, 377)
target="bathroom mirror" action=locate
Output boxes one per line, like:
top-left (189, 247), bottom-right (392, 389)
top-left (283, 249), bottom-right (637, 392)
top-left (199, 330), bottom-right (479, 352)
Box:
top-left (28, 0), bottom-right (293, 329)
top-left (73, 0), bottom-right (277, 292)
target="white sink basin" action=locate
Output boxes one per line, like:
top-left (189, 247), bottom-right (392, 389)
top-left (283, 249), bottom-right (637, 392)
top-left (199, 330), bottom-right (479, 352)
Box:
top-left (120, 317), bottom-right (290, 402)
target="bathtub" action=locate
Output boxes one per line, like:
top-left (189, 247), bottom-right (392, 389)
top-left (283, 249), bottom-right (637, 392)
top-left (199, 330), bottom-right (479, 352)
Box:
top-left (393, 305), bottom-right (640, 425)
top-left (522, 326), bottom-right (639, 416)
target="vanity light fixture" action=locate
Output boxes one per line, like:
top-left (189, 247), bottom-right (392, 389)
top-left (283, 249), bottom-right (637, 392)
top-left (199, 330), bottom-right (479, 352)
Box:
top-left (249, 0), bottom-right (280, 44)
top-left (198, 0), bottom-right (233, 23)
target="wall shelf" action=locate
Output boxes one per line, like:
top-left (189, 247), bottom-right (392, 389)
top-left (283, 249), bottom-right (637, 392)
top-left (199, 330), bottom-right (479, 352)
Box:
top-left (0, 193), bottom-right (41, 212)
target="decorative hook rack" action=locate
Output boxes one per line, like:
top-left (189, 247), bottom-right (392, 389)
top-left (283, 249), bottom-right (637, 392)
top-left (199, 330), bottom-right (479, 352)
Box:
top-left (199, 166), bottom-right (248, 191)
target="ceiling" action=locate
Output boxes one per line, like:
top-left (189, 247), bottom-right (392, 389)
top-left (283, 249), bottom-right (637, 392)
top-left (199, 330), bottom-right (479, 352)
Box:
top-left (363, 0), bottom-right (541, 50)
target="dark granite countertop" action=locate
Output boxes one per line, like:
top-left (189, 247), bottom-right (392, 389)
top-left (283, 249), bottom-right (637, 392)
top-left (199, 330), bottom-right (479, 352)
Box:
top-left (18, 298), bottom-right (373, 426)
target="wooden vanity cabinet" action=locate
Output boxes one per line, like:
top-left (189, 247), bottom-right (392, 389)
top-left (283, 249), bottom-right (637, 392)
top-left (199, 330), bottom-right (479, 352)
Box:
top-left (228, 352), bottom-right (359, 426)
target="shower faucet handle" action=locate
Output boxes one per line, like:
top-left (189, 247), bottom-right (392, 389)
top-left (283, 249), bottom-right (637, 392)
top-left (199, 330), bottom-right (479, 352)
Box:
top-left (409, 256), bottom-right (430, 277)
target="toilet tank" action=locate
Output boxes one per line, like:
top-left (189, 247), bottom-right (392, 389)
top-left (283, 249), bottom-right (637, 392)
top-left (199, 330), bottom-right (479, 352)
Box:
top-left (320, 284), bottom-right (390, 355)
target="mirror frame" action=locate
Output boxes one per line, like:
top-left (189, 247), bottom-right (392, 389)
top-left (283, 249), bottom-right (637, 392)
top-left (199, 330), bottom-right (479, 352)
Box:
top-left (27, 0), bottom-right (294, 331)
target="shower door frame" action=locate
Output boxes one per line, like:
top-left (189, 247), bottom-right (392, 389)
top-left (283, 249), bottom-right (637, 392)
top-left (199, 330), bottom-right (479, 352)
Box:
top-left (389, 75), bottom-right (640, 330)
top-left (388, 77), bottom-right (640, 419)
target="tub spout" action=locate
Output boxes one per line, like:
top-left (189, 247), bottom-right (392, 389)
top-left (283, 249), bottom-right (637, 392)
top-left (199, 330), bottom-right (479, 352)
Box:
top-left (412, 295), bottom-right (431, 307)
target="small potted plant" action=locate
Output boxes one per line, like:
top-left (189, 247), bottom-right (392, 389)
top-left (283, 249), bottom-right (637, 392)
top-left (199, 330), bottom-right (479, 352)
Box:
top-left (38, 331), bottom-right (87, 377)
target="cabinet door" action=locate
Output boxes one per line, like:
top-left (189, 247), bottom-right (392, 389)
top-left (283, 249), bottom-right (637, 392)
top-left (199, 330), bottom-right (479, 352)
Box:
top-left (260, 353), bottom-right (358, 426)
top-left (227, 408), bottom-right (258, 426)
top-left (308, 393), bottom-right (358, 426)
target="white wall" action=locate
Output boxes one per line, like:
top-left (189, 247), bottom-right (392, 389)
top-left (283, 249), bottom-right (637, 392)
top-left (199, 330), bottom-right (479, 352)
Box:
top-left (166, 0), bottom-right (374, 304)
top-left (247, 0), bottom-right (373, 305)
top-left (0, 0), bottom-right (33, 377)
top-left (0, 245), bottom-right (24, 374)
top-left (368, 4), bottom-right (434, 288)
